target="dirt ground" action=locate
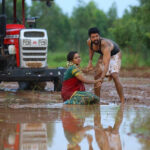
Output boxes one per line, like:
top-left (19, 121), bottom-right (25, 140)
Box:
top-left (0, 68), bottom-right (150, 106)
top-left (100, 68), bottom-right (150, 105)
top-left (120, 67), bottom-right (150, 78)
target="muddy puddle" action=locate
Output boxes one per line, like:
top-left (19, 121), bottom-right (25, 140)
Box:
top-left (0, 77), bottom-right (150, 150)
top-left (0, 104), bottom-right (150, 150)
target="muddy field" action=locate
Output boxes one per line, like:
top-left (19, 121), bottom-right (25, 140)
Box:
top-left (0, 68), bottom-right (150, 106)
top-left (0, 68), bottom-right (150, 150)
top-left (85, 68), bottom-right (150, 106)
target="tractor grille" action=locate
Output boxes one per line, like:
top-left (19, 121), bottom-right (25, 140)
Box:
top-left (22, 47), bottom-right (47, 62)
top-left (23, 47), bottom-right (46, 50)
top-left (24, 31), bottom-right (44, 37)
top-left (21, 48), bottom-right (47, 63)
top-left (23, 53), bottom-right (46, 56)
top-left (20, 29), bottom-right (48, 68)
top-left (23, 58), bottom-right (46, 61)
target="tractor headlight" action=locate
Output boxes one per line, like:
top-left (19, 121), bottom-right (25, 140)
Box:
top-left (39, 39), bottom-right (47, 46)
top-left (8, 45), bottom-right (16, 55)
top-left (23, 39), bottom-right (31, 47)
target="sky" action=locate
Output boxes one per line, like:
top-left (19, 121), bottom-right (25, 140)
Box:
top-left (27, 0), bottom-right (139, 18)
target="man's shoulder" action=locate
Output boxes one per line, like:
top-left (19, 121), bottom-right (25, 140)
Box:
top-left (102, 38), bottom-right (116, 44)
top-left (101, 38), bottom-right (113, 47)
top-left (101, 38), bottom-right (109, 43)
top-left (87, 38), bottom-right (91, 46)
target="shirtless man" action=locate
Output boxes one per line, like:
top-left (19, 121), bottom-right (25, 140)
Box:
top-left (87, 27), bottom-right (124, 103)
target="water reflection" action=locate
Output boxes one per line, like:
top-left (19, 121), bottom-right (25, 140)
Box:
top-left (0, 108), bottom-right (58, 150)
top-left (1, 104), bottom-right (150, 150)
top-left (61, 106), bottom-right (94, 150)
top-left (61, 105), bottom-right (124, 150)
top-left (94, 104), bottom-right (124, 150)
top-left (20, 123), bottom-right (47, 150)
top-left (1, 122), bottom-right (51, 150)
top-left (131, 108), bottom-right (150, 150)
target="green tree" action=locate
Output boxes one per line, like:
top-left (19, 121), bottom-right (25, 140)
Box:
top-left (70, 1), bottom-right (108, 52)
top-left (1, 0), bottom-right (28, 24)
top-left (107, 2), bottom-right (118, 27)
top-left (109, 13), bottom-right (139, 51)
top-left (29, 1), bottom-right (71, 52)
top-left (108, 0), bottom-right (150, 66)
top-left (129, 0), bottom-right (150, 63)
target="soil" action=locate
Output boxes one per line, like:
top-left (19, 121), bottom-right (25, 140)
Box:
top-left (101, 68), bottom-right (150, 105)
top-left (120, 67), bottom-right (150, 78)
top-left (0, 68), bottom-right (150, 106)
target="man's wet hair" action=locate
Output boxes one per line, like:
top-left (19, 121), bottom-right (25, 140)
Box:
top-left (88, 27), bottom-right (100, 37)
top-left (67, 51), bottom-right (78, 61)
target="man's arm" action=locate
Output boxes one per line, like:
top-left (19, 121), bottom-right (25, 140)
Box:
top-left (87, 40), bottom-right (94, 69)
top-left (88, 48), bottom-right (94, 66)
top-left (100, 41), bottom-right (113, 81)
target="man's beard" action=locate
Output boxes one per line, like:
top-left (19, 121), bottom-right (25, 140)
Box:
top-left (93, 39), bottom-right (100, 45)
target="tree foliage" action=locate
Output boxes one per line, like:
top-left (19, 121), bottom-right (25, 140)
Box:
top-left (110, 0), bottom-right (150, 63)
top-left (70, 1), bottom-right (108, 52)
top-left (1, 0), bottom-right (28, 24)
top-left (1, 0), bottom-right (150, 66)
top-left (29, 1), bottom-right (71, 52)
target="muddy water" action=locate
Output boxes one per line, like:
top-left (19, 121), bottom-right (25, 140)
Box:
top-left (0, 104), bottom-right (150, 149)
top-left (0, 77), bottom-right (150, 150)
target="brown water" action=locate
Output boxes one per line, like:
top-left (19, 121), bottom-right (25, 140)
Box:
top-left (0, 78), bottom-right (150, 150)
top-left (0, 103), bottom-right (150, 150)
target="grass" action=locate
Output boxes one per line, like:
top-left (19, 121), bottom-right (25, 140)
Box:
top-left (47, 51), bottom-right (150, 68)
top-left (47, 52), bottom-right (66, 68)
top-left (121, 52), bottom-right (150, 68)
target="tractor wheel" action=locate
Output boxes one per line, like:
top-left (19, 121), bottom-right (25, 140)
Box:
top-left (54, 78), bottom-right (62, 91)
top-left (28, 82), bottom-right (46, 90)
top-left (18, 82), bottom-right (46, 90)
top-left (18, 82), bottom-right (30, 90)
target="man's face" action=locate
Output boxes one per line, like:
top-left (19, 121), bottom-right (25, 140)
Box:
top-left (90, 33), bottom-right (100, 45)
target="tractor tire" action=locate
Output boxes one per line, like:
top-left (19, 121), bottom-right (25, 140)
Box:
top-left (18, 82), bottom-right (46, 90)
top-left (54, 78), bottom-right (62, 91)
top-left (18, 82), bottom-right (30, 90)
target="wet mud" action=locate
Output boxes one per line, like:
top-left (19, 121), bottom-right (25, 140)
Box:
top-left (101, 77), bottom-right (150, 105)
top-left (0, 69), bottom-right (150, 150)
top-left (0, 76), bottom-right (150, 107)
top-left (0, 68), bottom-right (150, 105)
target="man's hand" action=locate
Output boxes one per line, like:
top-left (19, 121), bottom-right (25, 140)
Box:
top-left (94, 78), bottom-right (103, 88)
top-left (87, 61), bottom-right (94, 71)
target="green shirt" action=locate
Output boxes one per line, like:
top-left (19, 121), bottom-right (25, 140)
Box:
top-left (64, 65), bottom-right (81, 81)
